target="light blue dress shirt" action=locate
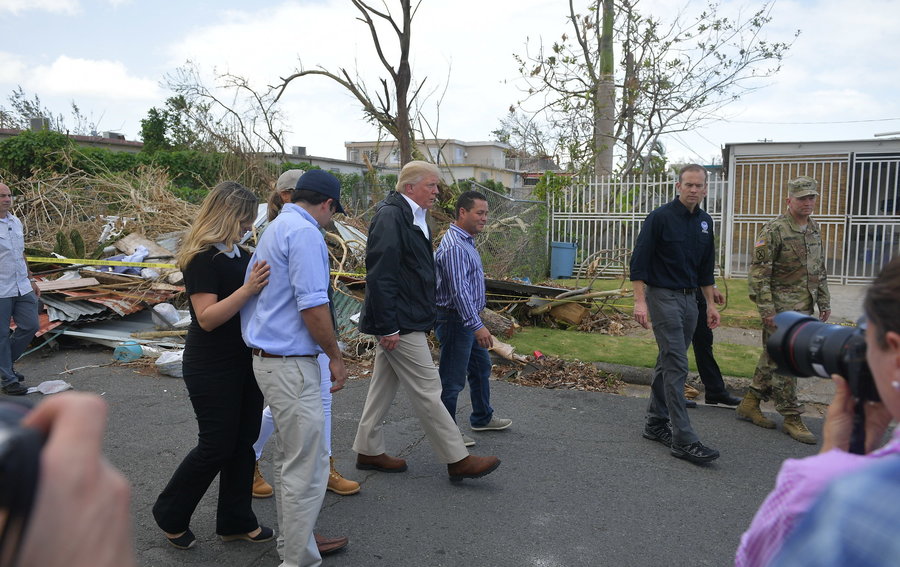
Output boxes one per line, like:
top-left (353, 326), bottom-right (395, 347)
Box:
top-left (0, 214), bottom-right (31, 298)
top-left (241, 203), bottom-right (330, 355)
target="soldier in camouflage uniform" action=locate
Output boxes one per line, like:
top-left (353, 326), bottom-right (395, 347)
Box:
top-left (737, 176), bottom-right (831, 444)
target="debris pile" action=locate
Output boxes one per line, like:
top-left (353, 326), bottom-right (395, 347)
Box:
top-left (494, 356), bottom-right (623, 394)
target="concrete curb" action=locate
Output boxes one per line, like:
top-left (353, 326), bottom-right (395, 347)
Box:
top-left (594, 362), bottom-right (836, 406)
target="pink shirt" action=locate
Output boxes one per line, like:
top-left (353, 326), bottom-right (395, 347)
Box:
top-left (735, 428), bottom-right (900, 567)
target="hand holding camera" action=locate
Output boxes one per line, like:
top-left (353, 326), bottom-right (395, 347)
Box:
top-left (11, 393), bottom-right (136, 567)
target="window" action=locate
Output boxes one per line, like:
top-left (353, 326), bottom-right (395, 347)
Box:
top-left (390, 150), bottom-right (400, 163)
top-left (364, 150), bottom-right (379, 164)
top-left (455, 147), bottom-right (465, 162)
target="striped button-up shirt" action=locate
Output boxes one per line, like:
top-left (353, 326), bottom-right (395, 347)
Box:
top-left (435, 224), bottom-right (485, 330)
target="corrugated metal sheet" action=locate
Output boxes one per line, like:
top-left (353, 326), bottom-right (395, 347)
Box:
top-left (41, 295), bottom-right (107, 322)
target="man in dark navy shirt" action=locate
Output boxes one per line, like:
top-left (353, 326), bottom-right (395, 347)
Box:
top-left (630, 164), bottom-right (721, 464)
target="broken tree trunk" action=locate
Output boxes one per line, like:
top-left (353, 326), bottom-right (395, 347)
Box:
top-left (481, 308), bottom-right (518, 338)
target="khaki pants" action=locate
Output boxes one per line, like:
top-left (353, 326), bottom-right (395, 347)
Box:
top-left (253, 355), bottom-right (327, 567)
top-left (353, 332), bottom-right (469, 464)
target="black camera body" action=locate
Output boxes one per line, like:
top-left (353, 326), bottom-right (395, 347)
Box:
top-left (766, 311), bottom-right (879, 402)
top-left (0, 399), bottom-right (44, 564)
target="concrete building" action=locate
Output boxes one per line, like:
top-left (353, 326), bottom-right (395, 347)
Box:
top-left (345, 138), bottom-right (558, 195)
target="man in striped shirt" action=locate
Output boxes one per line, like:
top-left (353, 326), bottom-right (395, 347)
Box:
top-left (435, 191), bottom-right (512, 446)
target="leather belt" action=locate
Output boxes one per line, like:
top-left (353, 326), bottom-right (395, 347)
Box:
top-left (252, 348), bottom-right (315, 359)
top-left (673, 288), bottom-right (698, 295)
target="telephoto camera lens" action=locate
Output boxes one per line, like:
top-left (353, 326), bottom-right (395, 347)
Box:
top-left (766, 311), bottom-right (878, 402)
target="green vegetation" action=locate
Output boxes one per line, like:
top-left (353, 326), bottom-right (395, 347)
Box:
top-left (502, 277), bottom-right (764, 377)
top-left (508, 327), bottom-right (762, 378)
top-left (548, 276), bottom-right (762, 329)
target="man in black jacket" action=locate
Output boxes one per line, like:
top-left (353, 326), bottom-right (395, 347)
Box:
top-left (352, 161), bottom-right (500, 482)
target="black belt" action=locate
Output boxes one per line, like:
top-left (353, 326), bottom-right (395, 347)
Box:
top-left (252, 348), bottom-right (316, 359)
top-left (671, 288), bottom-right (698, 295)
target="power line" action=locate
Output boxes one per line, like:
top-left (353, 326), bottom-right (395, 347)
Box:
top-left (721, 117), bottom-right (900, 126)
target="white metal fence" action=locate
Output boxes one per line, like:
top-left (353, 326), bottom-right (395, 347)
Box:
top-left (550, 154), bottom-right (900, 284)
top-left (549, 172), bottom-right (726, 278)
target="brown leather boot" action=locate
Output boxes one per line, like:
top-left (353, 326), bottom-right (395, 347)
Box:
top-left (252, 461), bottom-right (273, 498)
top-left (327, 457), bottom-right (360, 495)
top-left (447, 455), bottom-right (501, 482)
top-left (736, 390), bottom-right (776, 429)
top-left (783, 415), bottom-right (817, 444)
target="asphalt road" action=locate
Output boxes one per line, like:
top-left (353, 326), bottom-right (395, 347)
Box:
top-left (15, 344), bottom-right (821, 567)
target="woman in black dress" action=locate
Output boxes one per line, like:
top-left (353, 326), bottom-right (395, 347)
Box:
top-left (153, 181), bottom-right (271, 549)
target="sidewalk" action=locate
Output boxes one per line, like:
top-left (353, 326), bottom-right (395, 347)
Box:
top-left (606, 283), bottom-right (867, 407)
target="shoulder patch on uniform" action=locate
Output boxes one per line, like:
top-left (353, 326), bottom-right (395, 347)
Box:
top-left (754, 236), bottom-right (767, 248)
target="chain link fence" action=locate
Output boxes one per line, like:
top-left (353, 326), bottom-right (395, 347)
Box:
top-left (343, 180), bottom-right (549, 281)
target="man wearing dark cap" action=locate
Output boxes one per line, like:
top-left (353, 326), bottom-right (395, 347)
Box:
top-left (738, 175), bottom-right (831, 444)
top-left (241, 168), bottom-right (348, 567)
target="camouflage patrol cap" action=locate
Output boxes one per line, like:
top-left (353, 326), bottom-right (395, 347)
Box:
top-left (788, 176), bottom-right (818, 198)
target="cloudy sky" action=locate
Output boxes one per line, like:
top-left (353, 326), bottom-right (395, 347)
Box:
top-left (1, 0), bottom-right (898, 166)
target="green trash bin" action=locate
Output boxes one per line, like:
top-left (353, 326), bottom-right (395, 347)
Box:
top-left (550, 241), bottom-right (577, 278)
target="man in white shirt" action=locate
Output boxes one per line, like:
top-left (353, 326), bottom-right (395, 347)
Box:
top-left (0, 183), bottom-right (38, 396)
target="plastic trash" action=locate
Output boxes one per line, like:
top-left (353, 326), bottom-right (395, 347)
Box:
top-left (155, 350), bottom-right (184, 378)
top-left (152, 303), bottom-right (181, 329)
top-left (113, 341), bottom-right (143, 362)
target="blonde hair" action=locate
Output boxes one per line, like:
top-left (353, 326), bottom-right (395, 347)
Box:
top-left (267, 189), bottom-right (287, 222)
top-left (396, 160), bottom-right (440, 194)
top-left (176, 181), bottom-right (258, 270)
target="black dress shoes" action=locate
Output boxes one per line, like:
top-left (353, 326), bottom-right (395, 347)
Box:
top-left (671, 440), bottom-right (720, 464)
top-left (685, 399), bottom-right (698, 408)
top-left (705, 391), bottom-right (742, 406)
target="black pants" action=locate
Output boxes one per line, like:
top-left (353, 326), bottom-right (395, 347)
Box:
top-left (153, 357), bottom-right (264, 535)
top-left (693, 292), bottom-right (728, 395)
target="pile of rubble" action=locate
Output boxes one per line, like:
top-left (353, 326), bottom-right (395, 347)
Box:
top-left (493, 356), bottom-right (623, 394)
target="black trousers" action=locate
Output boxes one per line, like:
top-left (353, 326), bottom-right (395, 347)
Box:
top-left (693, 292), bottom-right (728, 395)
top-left (153, 357), bottom-right (264, 535)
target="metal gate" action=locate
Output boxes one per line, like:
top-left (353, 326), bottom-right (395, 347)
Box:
top-left (725, 152), bottom-right (900, 284)
top-left (549, 151), bottom-right (900, 284)
top-left (549, 172), bottom-right (726, 277)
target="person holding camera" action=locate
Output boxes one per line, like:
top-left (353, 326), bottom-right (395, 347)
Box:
top-left (738, 176), bottom-right (830, 444)
top-left (10, 392), bottom-right (137, 567)
top-left (736, 257), bottom-right (900, 567)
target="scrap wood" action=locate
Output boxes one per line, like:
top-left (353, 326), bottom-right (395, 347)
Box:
top-left (497, 356), bottom-right (622, 393)
top-left (130, 330), bottom-right (188, 339)
top-left (78, 270), bottom-right (143, 285)
top-left (528, 289), bottom-right (625, 316)
top-left (481, 308), bottom-right (519, 338)
top-left (488, 337), bottom-right (527, 363)
top-left (114, 232), bottom-right (178, 273)
top-left (548, 302), bottom-right (589, 325)
top-left (35, 277), bottom-right (101, 292)
top-left (64, 292), bottom-right (113, 301)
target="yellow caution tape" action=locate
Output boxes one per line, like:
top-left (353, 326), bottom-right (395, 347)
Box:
top-left (26, 256), bottom-right (178, 269)
top-left (27, 258), bottom-right (366, 275)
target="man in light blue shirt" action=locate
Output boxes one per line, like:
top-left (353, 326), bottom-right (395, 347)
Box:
top-left (0, 183), bottom-right (37, 396)
top-left (241, 169), bottom-right (347, 567)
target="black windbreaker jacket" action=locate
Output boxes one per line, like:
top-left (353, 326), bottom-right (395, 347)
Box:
top-left (359, 191), bottom-right (437, 336)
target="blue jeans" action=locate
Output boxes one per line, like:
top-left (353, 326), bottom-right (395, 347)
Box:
top-left (435, 308), bottom-right (494, 428)
top-left (0, 292), bottom-right (39, 386)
